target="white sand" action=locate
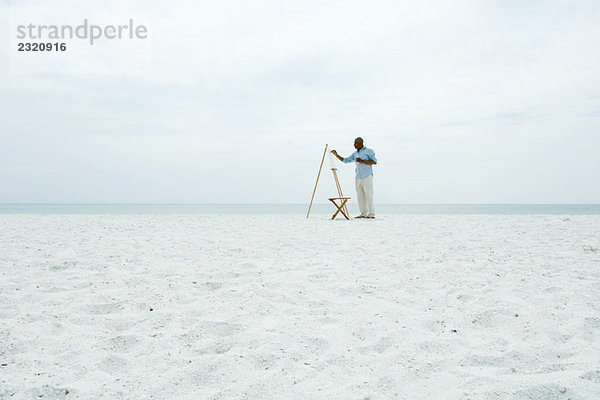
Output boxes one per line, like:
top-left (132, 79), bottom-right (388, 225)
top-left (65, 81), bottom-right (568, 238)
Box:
top-left (1, 214), bottom-right (599, 399)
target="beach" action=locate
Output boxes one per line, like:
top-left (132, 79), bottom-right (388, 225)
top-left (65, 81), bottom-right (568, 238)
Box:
top-left (1, 214), bottom-right (599, 399)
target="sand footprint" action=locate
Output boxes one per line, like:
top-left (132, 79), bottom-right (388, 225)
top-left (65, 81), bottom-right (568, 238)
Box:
top-left (200, 281), bottom-right (223, 290)
top-left (0, 306), bottom-right (19, 319)
top-left (89, 301), bottom-right (125, 315)
top-left (514, 384), bottom-right (574, 399)
top-left (195, 320), bottom-right (244, 337)
top-left (367, 336), bottom-right (396, 354)
top-left (104, 335), bottom-right (145, 353)
top-left (24, 385), bottom-right (71, 398)
top-left (579, 369), bottom-right (600, 384)
top-left (96, 355), bottom-right (130, 375)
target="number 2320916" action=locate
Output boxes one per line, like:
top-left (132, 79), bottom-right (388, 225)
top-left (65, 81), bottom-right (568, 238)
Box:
top-left (18, 42), bottom-right (66, 51)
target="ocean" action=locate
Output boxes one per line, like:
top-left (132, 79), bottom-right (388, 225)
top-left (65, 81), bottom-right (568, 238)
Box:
top-left (1, 203), bottom-right (599, 214)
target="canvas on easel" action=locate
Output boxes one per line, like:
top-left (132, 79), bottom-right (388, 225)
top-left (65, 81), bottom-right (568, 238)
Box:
top-left (307, 144), bottom-right (350, 220)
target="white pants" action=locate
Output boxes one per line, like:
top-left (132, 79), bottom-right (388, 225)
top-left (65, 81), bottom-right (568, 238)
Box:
top-left (355, 175), bottom-right (374, 217)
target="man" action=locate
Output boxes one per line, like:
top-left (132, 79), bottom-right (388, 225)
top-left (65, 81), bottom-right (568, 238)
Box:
top-left (331, 137), bottom-right (377, 219)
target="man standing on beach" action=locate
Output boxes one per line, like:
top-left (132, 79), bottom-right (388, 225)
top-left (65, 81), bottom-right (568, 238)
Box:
top-left (331, 137), bottom-right (377, 219)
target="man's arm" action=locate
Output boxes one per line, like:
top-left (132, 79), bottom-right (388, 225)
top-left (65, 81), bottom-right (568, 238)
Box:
top-left (330, 150), bottom-right (344, 162)
top-left (357, 149), bottom-right (377, 165)
top-left (356, 158), bottom-right (376, 165)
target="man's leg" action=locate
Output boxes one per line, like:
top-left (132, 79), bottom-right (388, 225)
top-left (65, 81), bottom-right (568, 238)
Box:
top-left (364, 175), bottom-right (375, 217)
top-left (355, 178), bottom-right (367, 217)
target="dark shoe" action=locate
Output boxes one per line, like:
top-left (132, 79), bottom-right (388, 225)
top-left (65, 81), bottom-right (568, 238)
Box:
top-left (365, 216), bottom-right (375, 219)
top-left (354, 215), bottom-right (366, 219)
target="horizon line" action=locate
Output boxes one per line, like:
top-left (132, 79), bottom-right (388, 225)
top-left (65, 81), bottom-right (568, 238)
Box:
top-left (2, 203), bottom-right (599, 206)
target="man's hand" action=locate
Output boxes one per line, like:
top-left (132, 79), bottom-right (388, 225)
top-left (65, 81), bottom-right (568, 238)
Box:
top-left (356, 158), bottom-right (376, 165)
top-left (331, 149), bottom-right (344, 162)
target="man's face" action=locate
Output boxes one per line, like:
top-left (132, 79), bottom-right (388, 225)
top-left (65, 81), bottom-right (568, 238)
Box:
top-left (354, 139), bottom-right (363, 150)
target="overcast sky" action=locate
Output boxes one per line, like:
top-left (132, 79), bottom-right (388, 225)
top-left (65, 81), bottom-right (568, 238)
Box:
top-left (1, 0), bottom-right (599, 204)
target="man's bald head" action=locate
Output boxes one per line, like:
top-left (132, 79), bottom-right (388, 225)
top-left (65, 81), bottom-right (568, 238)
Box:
top-left (354, 137), bottom-right (364, 150)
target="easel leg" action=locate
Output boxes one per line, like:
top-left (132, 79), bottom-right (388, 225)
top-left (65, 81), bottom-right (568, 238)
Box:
top-left (307, 144), bottom-right (328, 218)
top-left (339, 199), bottom-right (349, 220)
top-left (331, 169), bottom-right (350, 218)
top-left (329, 199), bottom-right (349, 220)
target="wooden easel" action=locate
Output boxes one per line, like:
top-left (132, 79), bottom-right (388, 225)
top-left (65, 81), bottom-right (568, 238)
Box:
top-left (328, 164), bottom-right (350, 220)
top-left (307, 144), bottom-right (351, 220)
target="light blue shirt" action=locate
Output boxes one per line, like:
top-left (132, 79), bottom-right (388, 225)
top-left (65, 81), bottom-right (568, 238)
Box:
top-left (343, 147), bottom-right (377, 179)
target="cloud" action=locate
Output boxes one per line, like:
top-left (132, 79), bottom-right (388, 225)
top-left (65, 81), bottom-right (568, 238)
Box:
top-left (2, 0), bottom-right (600, 202)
